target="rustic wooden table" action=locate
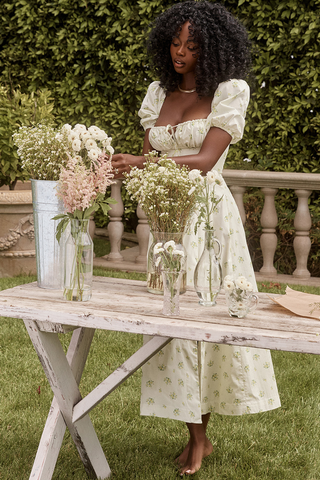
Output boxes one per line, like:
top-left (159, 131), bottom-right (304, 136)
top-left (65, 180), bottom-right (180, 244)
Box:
top-left (1, 276), bottom-right (320, 480)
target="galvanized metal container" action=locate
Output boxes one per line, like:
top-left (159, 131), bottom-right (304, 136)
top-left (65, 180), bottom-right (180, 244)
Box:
top-left (31, 179), bottom-right (65, 289)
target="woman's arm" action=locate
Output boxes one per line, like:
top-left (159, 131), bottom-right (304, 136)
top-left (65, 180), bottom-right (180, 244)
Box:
top-left (111, 129), bottom-right (152, 178)
top-left (173, 127), bottom-right (231, 173)
top-left (111, 126), bottom-right (231, 177)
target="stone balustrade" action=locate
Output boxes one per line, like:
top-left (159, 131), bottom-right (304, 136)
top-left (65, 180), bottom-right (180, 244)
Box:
top-left (102, 170), bottom-right (320, 280)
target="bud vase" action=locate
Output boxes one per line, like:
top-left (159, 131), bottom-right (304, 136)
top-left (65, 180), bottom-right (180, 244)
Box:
top-left (194, 229), bottom-right (222, 306)
top-left (161, 269), bottom-right (182, 316)
top-left (64, 219), bottom-right (93, 301)
top-left (147, 231), bottom-right (187, 295)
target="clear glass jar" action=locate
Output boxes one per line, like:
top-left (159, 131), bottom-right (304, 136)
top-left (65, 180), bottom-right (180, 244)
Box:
top-left (161, 269), bottom-right (182, 316)
top-left (194, 229), bottom-right (222, 306)
top-left (64, 219), bottom-right (93, 301)
top-left (147, 231), bottom-right (187, 295)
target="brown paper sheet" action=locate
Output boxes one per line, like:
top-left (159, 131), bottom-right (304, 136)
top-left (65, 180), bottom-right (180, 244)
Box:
top-left (268, 286), bottom-right (320, 320)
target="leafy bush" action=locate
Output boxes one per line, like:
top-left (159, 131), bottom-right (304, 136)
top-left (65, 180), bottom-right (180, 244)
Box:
top-left (223, 0), bottom-right (320, 174)
top-left (0, 0), bottom-right (319, 273)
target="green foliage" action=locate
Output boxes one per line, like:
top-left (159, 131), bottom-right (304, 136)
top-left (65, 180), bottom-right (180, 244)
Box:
top-left (0, 86), bottom-right (54, 188)
top-left (1, 0), bottom-right (319, 271)
top-left (0, 0), bottom-right (176, 160)
top-left (223, 0), bottom-right (320, 175)
top-left (1, 0), bottom-right (319, 171)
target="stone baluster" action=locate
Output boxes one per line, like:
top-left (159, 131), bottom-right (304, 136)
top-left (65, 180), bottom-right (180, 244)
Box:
top-left (293, 189), bottom-right (312, 278)
top-left (106, 179), bottom-right (124, 262)
top-left (135, 204), bottom-right (150, 265)
top-left (259, 187), bottom-right (278, 275)
top-left (229, 185), bottom-right (247, 225)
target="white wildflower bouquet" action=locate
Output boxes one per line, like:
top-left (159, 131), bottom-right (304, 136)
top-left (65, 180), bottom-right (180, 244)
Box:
top-left (124, 152), bottom-right (199, 233)
top-left (223, 275), bottom-right (253, 301)
top-left (223, 275), bottom-right (258, 317)
top-left (13, 123), bottom-right (72, 180)
top-left (154, 240), bottom-right (186, 272)
top-left (13, 123), bottom-right (114, 181)
top-left (64, 123), bottom-right (114, 166)
top-left (188, 169), bottom-right (224, 233)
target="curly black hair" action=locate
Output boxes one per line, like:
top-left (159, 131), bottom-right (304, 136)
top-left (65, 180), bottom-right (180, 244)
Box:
top-left (147, 1), bottom-right (251, 96)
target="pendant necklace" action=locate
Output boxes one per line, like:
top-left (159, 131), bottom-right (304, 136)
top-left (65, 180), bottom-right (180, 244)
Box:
top-left (178, 85), bottom-right (196, 94)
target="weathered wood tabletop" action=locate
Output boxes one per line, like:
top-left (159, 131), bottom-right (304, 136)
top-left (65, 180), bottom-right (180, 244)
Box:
top-left (1, 276), bottom-right (320, 480)
top-left (0, 276), bottom-right (320, 354)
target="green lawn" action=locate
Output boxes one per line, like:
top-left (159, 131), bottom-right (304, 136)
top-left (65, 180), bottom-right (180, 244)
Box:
top-left (1, 270), bottom-right (320, 479)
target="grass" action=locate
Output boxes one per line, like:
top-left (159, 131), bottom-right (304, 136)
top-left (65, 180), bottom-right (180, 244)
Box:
top-left (1, 269), bottom-right (320, 479)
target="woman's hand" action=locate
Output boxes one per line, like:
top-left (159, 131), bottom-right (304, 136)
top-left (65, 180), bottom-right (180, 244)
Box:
top-left (111, 153), bottom-right (145, 178)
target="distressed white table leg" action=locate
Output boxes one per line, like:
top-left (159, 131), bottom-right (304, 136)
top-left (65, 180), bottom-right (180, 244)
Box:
top-left (73, 336), bottom-right (172, 422)
top-left (24, 320), bottom-right (111, 479)
top-left (29, 327), bottom-right (95, 480)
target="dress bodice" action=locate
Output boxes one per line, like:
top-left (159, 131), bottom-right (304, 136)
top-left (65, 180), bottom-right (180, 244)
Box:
top-left (149, 118), bottom-right (210, 155)
top-left (138, 79), bottom-right (250, 172)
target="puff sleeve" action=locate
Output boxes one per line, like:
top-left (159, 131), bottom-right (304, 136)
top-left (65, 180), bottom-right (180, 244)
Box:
top-left (138, 81), bottom-right (166, 131)
top-left (209, 79), bottom-right (250, 144)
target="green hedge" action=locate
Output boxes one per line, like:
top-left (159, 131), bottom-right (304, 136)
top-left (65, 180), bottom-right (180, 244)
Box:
top-left (1, 0), bottom-right (319, 173)
top-left (1, 0), bottom-right (319, 274)
top-left (224, 0), bottom-right (320, 175)
top-left (0, 0), bottom-right (176, 155)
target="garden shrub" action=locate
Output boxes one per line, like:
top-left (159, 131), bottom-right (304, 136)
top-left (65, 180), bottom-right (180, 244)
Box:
top-left (0, 0), bottom-right (319, 273)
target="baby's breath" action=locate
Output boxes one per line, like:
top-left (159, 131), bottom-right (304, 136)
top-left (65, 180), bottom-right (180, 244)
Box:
top-left (124, 152), bottom-right (198, 233)
top-left (13, 124), bottom-right (72, 181)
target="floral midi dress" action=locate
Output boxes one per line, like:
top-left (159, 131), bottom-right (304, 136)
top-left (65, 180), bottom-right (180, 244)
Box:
top-left (138, 80), bottom-right (281, 423)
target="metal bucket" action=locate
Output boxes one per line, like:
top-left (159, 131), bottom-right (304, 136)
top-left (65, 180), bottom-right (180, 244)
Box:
top-left (31, 179), bottom-right (65, 289)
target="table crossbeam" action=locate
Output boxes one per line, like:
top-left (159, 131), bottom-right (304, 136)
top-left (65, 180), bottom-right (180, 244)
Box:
top-left (73, 335), bottom-right (172, 423)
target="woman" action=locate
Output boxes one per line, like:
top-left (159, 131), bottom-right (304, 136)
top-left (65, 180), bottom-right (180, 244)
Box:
top-left (112, 1), bottom-right (281, 476)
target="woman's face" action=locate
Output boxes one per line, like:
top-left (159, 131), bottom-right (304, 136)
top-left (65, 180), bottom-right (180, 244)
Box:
top-left (170, 21), bottom-right (198, 75)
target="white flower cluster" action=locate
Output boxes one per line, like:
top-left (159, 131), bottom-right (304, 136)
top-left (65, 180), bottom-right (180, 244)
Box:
top-left (62, 124), bottom-right (113, 164)
top-left (223, 275), bottom-right (253, 293)
top-left (13, 123), bottom-right (114, 182)
top-left (13, 124), bottom-right (72, 181)
top-left (124, 152), bottom-right (199, 233)
top-left (154, 240), bottom-right (185, 272)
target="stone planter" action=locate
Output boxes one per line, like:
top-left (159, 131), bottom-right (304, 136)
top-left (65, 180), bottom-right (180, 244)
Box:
top-left (0, 190), bottom-right (36, 277)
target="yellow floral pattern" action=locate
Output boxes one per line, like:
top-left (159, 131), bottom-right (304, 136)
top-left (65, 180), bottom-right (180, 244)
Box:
top-left (139, 80), bottom-right (281, 423)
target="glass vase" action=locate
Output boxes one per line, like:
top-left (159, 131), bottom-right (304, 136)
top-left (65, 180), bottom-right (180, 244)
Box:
top-left (225, 289), bottom-right (259, 318)
top-left (64, 219), bottom-right (93, 301)
top-left (161, 269), bottom-right (182, 316)
top-left (194, 229), bottom-right (222, 306)
top-left (147, 231), bottom-right (187, 295)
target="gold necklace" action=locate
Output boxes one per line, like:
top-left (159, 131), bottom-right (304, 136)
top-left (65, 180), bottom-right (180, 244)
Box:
top-left (178, 85), bottom-right (196, 94)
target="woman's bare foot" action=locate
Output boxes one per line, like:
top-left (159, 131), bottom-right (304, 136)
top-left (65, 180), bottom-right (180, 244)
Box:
top-left (180, 435), bottom-right (213, 476)
top-left (175, 439), bottom-right (191, 466)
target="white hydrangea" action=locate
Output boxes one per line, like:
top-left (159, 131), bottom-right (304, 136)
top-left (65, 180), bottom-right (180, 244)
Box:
top-left (86, 139), bottom-right (98, 151)
top-left (224, 279), bottom-right (235, 291)
top-left (188, 169), bottom-right (202, 181)
top-left (88, 149), bottom-right (99, 161)
top-left (164, 240), bottom-right (175, 251)
top-left (74, 124), bottom-right (87, 132)
top-left (69, 131), bottom-right (80, 143)
top-left (72, 139), bottom-right (82, 152)
top-left (235, 276), bottom-right (248, 289)
top-left (106, 145), bottom-right (114, 155)
top-left (154, 243), bottom-right (164, 254)
top-left (62, 124), bottom-right (72, 133)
